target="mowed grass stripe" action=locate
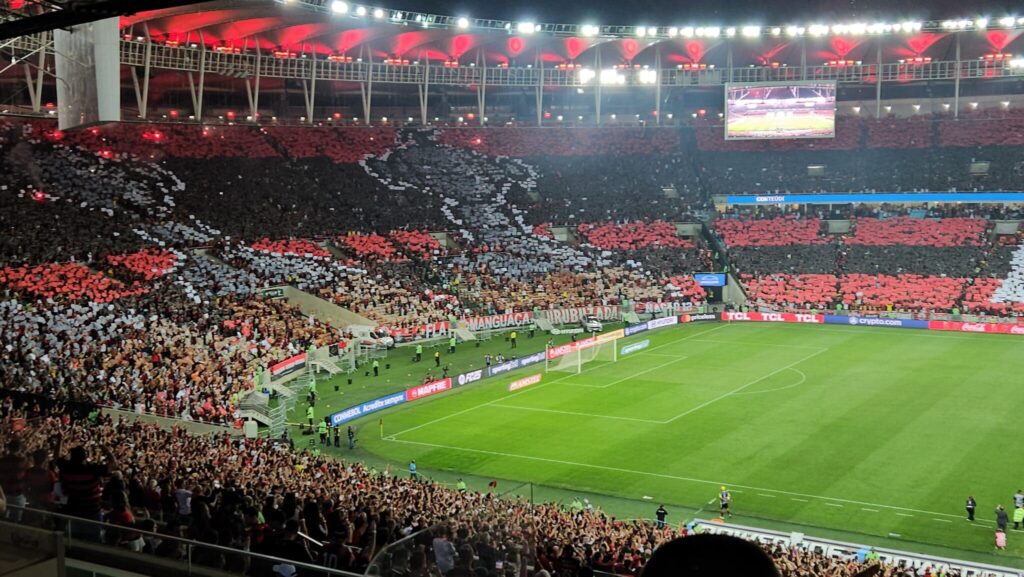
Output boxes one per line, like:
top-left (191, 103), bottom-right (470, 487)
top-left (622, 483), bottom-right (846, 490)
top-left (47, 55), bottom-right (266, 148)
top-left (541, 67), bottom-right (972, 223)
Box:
top-left (361, 322), bottom-right (1024, 559)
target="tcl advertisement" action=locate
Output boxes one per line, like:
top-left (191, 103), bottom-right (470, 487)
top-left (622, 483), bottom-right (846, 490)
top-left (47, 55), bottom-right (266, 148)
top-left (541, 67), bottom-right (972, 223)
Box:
top-left (405, 378), bottom-right (453, 401)
top-left (928, 320), bottom-right (1024, 336)
top-left (721, 312), bottom-right (824, 324)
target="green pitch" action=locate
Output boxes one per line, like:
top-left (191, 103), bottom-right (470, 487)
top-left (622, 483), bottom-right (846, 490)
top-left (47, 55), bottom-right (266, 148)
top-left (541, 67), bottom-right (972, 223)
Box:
top-left (352, 322), bottom-right (1024, 564)
top-left (728, 113), bottom-right (834, 137)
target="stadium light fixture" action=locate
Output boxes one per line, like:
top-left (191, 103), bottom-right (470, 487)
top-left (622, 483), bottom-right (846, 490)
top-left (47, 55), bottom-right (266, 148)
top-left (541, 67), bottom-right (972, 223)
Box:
top-left (610, 113), bottom-right (617, 119)
top-left (330, 0), bottom-right (348, 14)
top-left (578, 68), bottom-right (596, 83)
top-left (648, 26), bottom-right (658, 36)
top-left (666, 113), bottom-right (673, 119)
top-left (681, 27), bottom-right (694, 37)
top-left (599, 69), bottom-right (625, 85)
top-left (1000, 16), bottom-right (1016, 27)
top-left (668, 27), bottom-right (679, 37)
top-left (975, 17), bottom-right (989, 29)
top-left (457, 17), bottom-right (469, 29)
top-left (786, 25), bottom-right (804, 37)
top-left (808, 24), bottom-right (828, 36)
top-left (581, 24), bottom-right (600, 36)
top-left (517, 22), bottom-right (536, 34)
top-left (636, 26), bottom-right (647, 37)
top-left (373, 7), bottom-right (384, 18)
top-left (741, 26), bottom-right (760, 38)
top-left (725, 27), bottom-right (737, 38)
top-left (1010, 58), bottom-right (1024, 68)
top-left (770, 26), bottom-right (781, 36)
top-left (638, 68), bottom-right (658, 84)
top-left (1002, 100), bottom-right (1010, 108)
top-left (354, 5), bottom-right (366, 16)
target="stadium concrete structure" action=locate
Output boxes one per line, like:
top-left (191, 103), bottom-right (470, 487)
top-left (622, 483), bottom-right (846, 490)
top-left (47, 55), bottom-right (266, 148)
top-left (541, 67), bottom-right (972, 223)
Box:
top-left (3, 0), bottom-right (1024, 123)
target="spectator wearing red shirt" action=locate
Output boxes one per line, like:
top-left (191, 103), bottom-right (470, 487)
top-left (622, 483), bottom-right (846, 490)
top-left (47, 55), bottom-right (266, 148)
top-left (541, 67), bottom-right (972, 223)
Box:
top-left (55, 436), bottom-right (117, 541)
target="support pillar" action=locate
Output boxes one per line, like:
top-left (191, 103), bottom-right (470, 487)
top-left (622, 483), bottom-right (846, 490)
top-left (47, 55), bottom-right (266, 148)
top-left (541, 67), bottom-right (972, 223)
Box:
top-left (953, 33), bottom-right (961, 118)
top-left (418, 51), bottom-right (429, 124)
top-left (535, 57), bottom-right (543, 126)
top-left (875, 42), bottom-right (882, 119)
top-left (654, 45), bottom-right (662, 126)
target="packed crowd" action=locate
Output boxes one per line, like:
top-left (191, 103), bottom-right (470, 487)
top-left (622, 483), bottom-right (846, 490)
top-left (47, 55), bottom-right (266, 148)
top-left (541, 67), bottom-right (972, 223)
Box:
top-left (0, 403), bottom-right (980, 577)
top-left (716, 211), bottom-right (1022, 314)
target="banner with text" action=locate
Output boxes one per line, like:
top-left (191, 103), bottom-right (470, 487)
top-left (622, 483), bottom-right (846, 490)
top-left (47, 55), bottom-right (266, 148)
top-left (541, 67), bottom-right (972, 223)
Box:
top-left (330, 392), bottom-right (406, 426)
top-left (463, 312), bottom-right (533, 331)
top-left (721, 312), bottom-right (824, 324)
top-left (508, 374), bottom-right (542, 392)
top-left (546, 336), bottom-right (598, 360)
top-left (928, 320), bottom-right (1024, 336)
top-left (487, 351), bottom-right (547, 377)
top-left (387, 321), bottom-right (450, 341)
top-left (405, 378), bottom-right (453, 401)
top-left (544, 306), bottom-right (622, 326)
top-left (825, 316), bottom-right (929, 329)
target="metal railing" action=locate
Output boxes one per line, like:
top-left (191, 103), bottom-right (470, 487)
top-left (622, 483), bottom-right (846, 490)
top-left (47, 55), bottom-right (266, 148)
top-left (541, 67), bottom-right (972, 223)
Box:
top-left (6, 505), bottom-right (361, 577)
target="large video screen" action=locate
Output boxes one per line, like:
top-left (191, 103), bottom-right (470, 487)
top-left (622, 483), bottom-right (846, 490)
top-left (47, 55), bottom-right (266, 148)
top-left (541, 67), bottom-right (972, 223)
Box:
top-left (725, 82), bottom-right (836, 140)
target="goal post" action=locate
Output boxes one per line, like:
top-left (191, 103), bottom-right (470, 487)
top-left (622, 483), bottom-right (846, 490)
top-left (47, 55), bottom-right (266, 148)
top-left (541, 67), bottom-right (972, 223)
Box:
top-left (545, 337), bottom-right (618, 374)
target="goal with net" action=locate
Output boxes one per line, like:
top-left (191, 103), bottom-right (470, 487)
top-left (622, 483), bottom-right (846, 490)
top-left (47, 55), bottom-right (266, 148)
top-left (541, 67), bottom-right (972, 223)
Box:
top-left (545, 337), bottom-right (619, 374)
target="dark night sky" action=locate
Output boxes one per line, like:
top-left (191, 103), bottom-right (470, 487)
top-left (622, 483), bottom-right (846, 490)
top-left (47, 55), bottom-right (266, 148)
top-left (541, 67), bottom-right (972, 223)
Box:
top-left (386, 0), bottom-right (1017, 26)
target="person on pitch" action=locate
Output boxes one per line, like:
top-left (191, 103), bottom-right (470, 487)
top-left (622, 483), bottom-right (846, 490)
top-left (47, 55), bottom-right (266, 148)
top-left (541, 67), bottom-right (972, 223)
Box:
top-left (719, 486), bottom-right (732, 518)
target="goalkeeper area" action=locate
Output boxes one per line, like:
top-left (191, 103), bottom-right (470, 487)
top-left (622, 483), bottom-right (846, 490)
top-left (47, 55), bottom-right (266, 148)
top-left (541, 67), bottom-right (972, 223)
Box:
top-left (360, 321), bottom-right (1024, 566)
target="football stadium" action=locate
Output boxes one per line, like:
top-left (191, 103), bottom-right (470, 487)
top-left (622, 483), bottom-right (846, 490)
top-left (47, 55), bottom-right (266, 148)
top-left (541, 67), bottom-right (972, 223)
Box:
top-left (3, 0), bottom-right (1024, 575)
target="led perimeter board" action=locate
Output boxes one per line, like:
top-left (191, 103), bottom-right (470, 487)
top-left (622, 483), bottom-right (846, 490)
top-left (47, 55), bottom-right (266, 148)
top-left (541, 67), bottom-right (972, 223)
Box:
top-left (725, 81), bottom-right (837, 140)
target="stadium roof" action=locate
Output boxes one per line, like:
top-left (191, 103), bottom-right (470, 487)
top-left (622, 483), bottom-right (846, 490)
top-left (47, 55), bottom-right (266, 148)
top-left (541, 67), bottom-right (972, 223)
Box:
top-left (119, 0), bottom-right (1024, 66)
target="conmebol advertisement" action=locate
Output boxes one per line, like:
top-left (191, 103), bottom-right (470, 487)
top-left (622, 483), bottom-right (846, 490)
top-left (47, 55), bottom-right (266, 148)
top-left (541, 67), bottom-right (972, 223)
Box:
top-left (330, 391), bottom-right (406, 426)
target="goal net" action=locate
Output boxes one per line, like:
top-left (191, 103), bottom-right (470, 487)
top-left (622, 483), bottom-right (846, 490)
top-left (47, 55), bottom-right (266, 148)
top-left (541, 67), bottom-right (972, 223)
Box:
top-left (545, 339), bottom-right (618, 374)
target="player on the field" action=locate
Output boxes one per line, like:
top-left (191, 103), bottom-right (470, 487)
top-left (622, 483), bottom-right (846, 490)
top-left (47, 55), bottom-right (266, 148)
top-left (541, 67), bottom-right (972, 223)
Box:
top-left (719, 486), bottom-right (732, 517)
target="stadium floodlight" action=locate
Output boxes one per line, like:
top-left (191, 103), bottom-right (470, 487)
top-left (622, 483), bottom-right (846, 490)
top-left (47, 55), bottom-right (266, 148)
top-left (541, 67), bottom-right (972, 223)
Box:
top-left (696, 26), bottom-right (719, 38)
top-left (581, 24), bottom-right (599, 36)
top-left (741, 26), bottom-right (760, 38)
top-left (392, 11), bottom-right (403, 20)
top-left (1000, 16), bottom-right (1016, 27)
top-left (372, 8), bottom-right (384, 18)
top-left (599, 69), bottom-right (625, 85)
top-left (1019, 17), bottom-right (1024, 25)
top-left (517, 22), bottom-right (536, 34)
top-left (786, 25), bottom-right (804, 37)
top-left (849, 22), bottom-right (867, 35)
top-left (578, 68), bottom-right (596, 83)
top-left (648, 26), bottom-right (658, 36)
top-left (638, 68), bottom-right (658, 84)
top-left (330, 0), bottom-right (348, 14)
top-left (808, 24), bottom-right (828, 36)
top-left (1010, 58), bottom-right (1024, 68)
top-left (457, 16), bottom-right (469, 29)
top-left (975, 18), bottom-right (989, 29)
top-left (354, 5), bottom-right (366, 16)
top-left (681, 27), bottom-right (694, 37)
top-left (900, 21), bottom-right (922, 33)
top-left (725, 27), bottom-right (737, 38)
top-left (770, 27), bottom-right (781, 36)
top-left (942, 20), bottom-right (956, 29)
top-left (668, 27), bottom-right (679, 37)
top-left (635, 26), bottom-right (647, 37)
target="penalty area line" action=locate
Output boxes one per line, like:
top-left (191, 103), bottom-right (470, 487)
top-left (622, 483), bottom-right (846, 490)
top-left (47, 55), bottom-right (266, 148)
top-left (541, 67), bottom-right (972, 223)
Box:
top-left (382, 436), bottom-right (970, 521)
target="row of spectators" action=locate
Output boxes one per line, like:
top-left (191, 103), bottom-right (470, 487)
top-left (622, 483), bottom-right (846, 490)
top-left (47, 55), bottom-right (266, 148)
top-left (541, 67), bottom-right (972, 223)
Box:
top-left (716, 215), bottom-right (1023, 314)
top-left (0, 404), bottom-right (971, 577)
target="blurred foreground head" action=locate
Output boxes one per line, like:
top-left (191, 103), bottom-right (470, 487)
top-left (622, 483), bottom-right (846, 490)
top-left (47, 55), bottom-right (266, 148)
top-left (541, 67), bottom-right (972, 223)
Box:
top-left (640, 534), bottom-right (780, 577)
